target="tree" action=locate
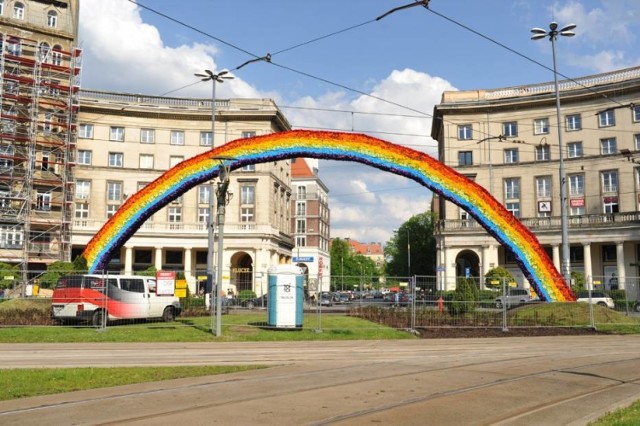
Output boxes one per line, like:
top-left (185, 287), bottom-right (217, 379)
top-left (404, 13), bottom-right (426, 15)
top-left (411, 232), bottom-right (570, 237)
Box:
top-left (484, 266), bottom-right (515, 290)
top-left (0, 262), bottom-right (19, 289)
top-left (39, 261), bottom-right (75, 289)
top-left (384, 212), bottom-right (437, 277)
top-left (330, 238), bottom-right (380, 291)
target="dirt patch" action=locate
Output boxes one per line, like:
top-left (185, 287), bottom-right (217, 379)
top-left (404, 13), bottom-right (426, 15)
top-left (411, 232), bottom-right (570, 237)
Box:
top-left (415, 327), bottom-right (604, 339)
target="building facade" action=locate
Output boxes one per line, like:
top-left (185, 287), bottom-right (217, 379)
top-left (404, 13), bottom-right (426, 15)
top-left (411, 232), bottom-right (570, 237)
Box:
top-left (0, 0), bottom-right (80, 285)
top-left (73, 90), bottom-right (294, 296)
top-left (290, 157), bottom-right (331, 296)
top-left (432, 66), bottom-right (640, 297)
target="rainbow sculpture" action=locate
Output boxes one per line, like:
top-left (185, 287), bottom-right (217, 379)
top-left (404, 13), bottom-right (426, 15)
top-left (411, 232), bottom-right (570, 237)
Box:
top-left (82, 130), bottom-right (575, 302)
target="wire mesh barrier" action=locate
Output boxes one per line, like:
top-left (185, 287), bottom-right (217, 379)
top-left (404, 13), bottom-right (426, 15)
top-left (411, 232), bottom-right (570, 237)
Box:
top-left (1, 272), bottom-right (640, 333)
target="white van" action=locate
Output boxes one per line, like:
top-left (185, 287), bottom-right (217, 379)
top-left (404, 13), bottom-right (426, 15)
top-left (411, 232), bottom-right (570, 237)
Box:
top-left (52, 274), bottom-right (182, 326)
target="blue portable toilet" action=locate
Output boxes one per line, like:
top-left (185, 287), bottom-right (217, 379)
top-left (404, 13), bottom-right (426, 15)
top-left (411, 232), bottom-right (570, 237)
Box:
top-left (267, 264), bottom-right (304, 328)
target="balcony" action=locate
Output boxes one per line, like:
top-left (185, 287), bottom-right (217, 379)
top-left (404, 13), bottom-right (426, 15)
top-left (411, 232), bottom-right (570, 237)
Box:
top-left (72, 220), bottom-right (286, 237)
top-left (436, 211), bottom-right (640, 235)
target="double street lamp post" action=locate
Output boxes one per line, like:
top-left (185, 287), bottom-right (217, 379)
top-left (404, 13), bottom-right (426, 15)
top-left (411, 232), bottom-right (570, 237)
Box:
top-left (531, 22), bottom-right (576, 286)
top-left (195, 69), bottom-right (234, 336)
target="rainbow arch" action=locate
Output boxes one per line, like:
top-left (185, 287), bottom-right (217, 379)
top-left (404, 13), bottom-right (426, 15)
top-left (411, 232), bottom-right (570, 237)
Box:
top-left (81, 130), bottom-right (575, 302)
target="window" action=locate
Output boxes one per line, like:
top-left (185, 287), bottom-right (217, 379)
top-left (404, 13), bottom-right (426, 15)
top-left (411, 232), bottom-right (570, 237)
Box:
top-left (536, 176), bottom-right (552, 198)
top-left (241, 164), bottom-right (255, 171)
top-left (600, 137), bottom-right (617, 155)
top-left (534, 118), bottom-right (549, 135)
top-left (566, 114), bottom-right (582, 131)
top-left (106, 204), bottom-right (119, 219)
top-left (36, 191), bottom-right (51, 211)
top-left (635, 134), bottom-right (640, 151)
top-left (108, 152), bottom-right (123, 168)
top-left (601, 170), bottom-right (618, 193)
top-left (241, 207), bottom-right (254, 223)
top-left (570, 205), bottom-right (585, 216)
top-left (241, 186), bottom-right (255, 204)
top-left (296, 236), bottom-right (307, 247)
top-left (140, 129), bottom-right (155, 144)
top-left (504, 148), bottom-right (519, 164)
top-left (504, 178), bottom-right (520, 199)
top-left (296, 219), bottom-right (306, 233)
top-left (0, 225), bottom-right (23, 249)
top-left (598, 110), bottom-right (615, 127)
top-left (51, 45), bottom-right (62, 66)
top-left (502, 122), bottom-right (518, 137)
top-left (634, 105), bottom-right (640, 123)
top-left (106, 182), bottom-right (122, 201)
top-left (506, 202), bottom-right (520, 218)
top-left (535, 144), bottom-right (550, 161)
top-left (170, 130), bottom-right (185, 145)
top-left (38, 42), bottom-right (50, 62)
top-left (198, 185), bottom-right (211, 204)
top-left (7, 37), bottom-right (20, 56)
top-left (200, 131), bottom-right (212, 146)
top-left (168, 207), bottom-right (182, 224)
top-left (13, 2), bottom-right (24, 19)
top-left (242, 131), bottom-right (256, 138)
top-left (457, 124), bottom-right (472, 140)
top-left (296, 201), bottom-right (306, 216)
top-left (0, 0), bottom-right (3, 15)
top-left (77, 150), bottom-right (92, 165)
top-left (169, 156), bottom-right (183, 168)
top-left (139, 154), bottom-right (154, 169)
top-left (75, 180), bottom-right (90, 199)
top-left (47, 10), bottom-right (57, 27)
top-left (567, 142), bottom-right (583, 158)
top-left (603, 197), bottom-right (619, 214)
top-left (198, 207), bottom-right (209, 224)
top-left (79, 124), bottom-right (93, 139)
top-left (75, 203), bottom-right (89, 219)
top-left (109, 126), bottom-right (124, 142)
top-left (297, 186), bottom-right (307, 199)
top-left (458, 151), bottom-right (472, 166)
top-left (569, 174), bottom-right (584, 196)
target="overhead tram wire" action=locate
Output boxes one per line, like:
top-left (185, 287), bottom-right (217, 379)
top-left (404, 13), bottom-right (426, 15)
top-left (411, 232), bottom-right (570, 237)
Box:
top-left (420, 5), bottom-right (631, 111)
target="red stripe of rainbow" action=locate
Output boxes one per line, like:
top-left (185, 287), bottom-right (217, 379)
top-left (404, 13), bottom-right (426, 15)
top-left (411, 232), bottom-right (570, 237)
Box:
top-left (82, 130), bottom-right (574, 302)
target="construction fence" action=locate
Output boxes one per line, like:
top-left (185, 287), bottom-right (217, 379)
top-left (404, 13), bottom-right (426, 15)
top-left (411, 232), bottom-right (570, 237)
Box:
top-left (1, 272), bottom-right (640, 333)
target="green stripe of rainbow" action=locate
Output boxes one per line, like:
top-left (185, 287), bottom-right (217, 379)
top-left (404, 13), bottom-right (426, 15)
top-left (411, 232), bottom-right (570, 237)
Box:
top-left (82, 130), bottom-right (574, 302)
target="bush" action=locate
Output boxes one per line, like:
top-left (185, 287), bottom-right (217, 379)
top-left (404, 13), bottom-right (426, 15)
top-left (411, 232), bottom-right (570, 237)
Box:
top-left (238, 290), bottom-right (257, 303)
top-left (447, 278), bottom-right (478, 316)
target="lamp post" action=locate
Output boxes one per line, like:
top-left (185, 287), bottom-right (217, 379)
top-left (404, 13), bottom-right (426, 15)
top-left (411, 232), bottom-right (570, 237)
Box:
top-left (195, 69), bottom-right (234, 336)
top-left (531, 22), bottom-right (576, 286)
top-left (406, 229), bottom-right (411, 280)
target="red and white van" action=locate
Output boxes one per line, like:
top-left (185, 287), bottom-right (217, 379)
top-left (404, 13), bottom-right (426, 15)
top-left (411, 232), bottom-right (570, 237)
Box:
top-left (52, 274), bottom-right (182, 326)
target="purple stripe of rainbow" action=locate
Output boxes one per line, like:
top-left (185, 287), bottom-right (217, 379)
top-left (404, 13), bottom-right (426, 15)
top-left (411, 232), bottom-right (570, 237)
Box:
top-left (82, 130), bottom-right (574, 302)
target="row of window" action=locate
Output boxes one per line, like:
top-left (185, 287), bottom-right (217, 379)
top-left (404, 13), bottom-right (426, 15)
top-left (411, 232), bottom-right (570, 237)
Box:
top-left (79, 124), bottom-right (256, 146)
top-left (500, 170), bottom-right (622, 218)
top-left (457, 106), bottom-right (640, 140)
top-left (0, 1), bottom-right (59, 27)
top-left (458, 135), bottom-right (640, 166)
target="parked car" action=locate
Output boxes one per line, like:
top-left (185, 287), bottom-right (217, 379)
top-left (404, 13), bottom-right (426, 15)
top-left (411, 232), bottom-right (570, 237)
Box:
top-left (576, 291), bottom-right (615, 309)
top-left (320, 293), bottom-right (333, 307)
top-left (495, 288), bottom-right (531, 309)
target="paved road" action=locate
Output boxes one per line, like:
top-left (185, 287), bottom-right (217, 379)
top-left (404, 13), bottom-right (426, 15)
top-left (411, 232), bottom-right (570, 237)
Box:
top-left (1, 335), bottom-right (640, 425)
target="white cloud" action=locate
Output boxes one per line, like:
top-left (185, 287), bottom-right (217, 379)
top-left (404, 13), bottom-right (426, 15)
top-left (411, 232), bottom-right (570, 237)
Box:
top-left (568, 50), bottom-right (640, 73)
top-left (78, 0), bottom-right (260, 98)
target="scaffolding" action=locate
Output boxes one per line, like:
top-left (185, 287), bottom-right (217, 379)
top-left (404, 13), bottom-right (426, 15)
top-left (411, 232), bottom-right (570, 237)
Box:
top-left (0, 33), bottom-right (80, 284)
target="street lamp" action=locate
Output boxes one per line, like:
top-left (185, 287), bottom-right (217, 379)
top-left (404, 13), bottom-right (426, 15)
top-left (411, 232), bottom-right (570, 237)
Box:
top-left (531, 22), bottom-right (576, 286)
top-left (195, 69), bottom-right (234, 336)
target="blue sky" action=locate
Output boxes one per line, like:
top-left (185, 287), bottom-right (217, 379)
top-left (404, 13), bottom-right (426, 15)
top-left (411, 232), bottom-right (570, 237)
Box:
top-left (79, 0), bottom-right (640, 245)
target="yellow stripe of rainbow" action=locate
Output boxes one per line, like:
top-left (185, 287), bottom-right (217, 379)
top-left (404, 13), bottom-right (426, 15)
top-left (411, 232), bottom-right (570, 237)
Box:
top-left (82, 130), bottom-right (574, 302)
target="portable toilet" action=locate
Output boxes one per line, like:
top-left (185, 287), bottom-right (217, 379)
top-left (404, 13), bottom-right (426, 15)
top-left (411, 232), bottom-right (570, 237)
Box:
top-left (267, 264), bottom-right (304, 328)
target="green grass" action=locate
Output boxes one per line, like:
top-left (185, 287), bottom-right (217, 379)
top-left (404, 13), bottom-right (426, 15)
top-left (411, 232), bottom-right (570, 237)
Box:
top-left (0, 313), bottom-right (414, 343)
top-left (0, 365), bottom-right (266, 401)
top-left (590, 400), bottom-right (640, 425)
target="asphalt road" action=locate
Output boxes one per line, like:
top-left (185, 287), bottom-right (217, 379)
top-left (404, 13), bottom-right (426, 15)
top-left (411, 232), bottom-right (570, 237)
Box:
top-left (1, 335), bottom-right (640, 425)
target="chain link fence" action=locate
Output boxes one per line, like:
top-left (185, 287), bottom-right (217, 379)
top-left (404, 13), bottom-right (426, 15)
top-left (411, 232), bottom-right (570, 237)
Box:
top-left (1, 271), bottom-right (639, 332)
